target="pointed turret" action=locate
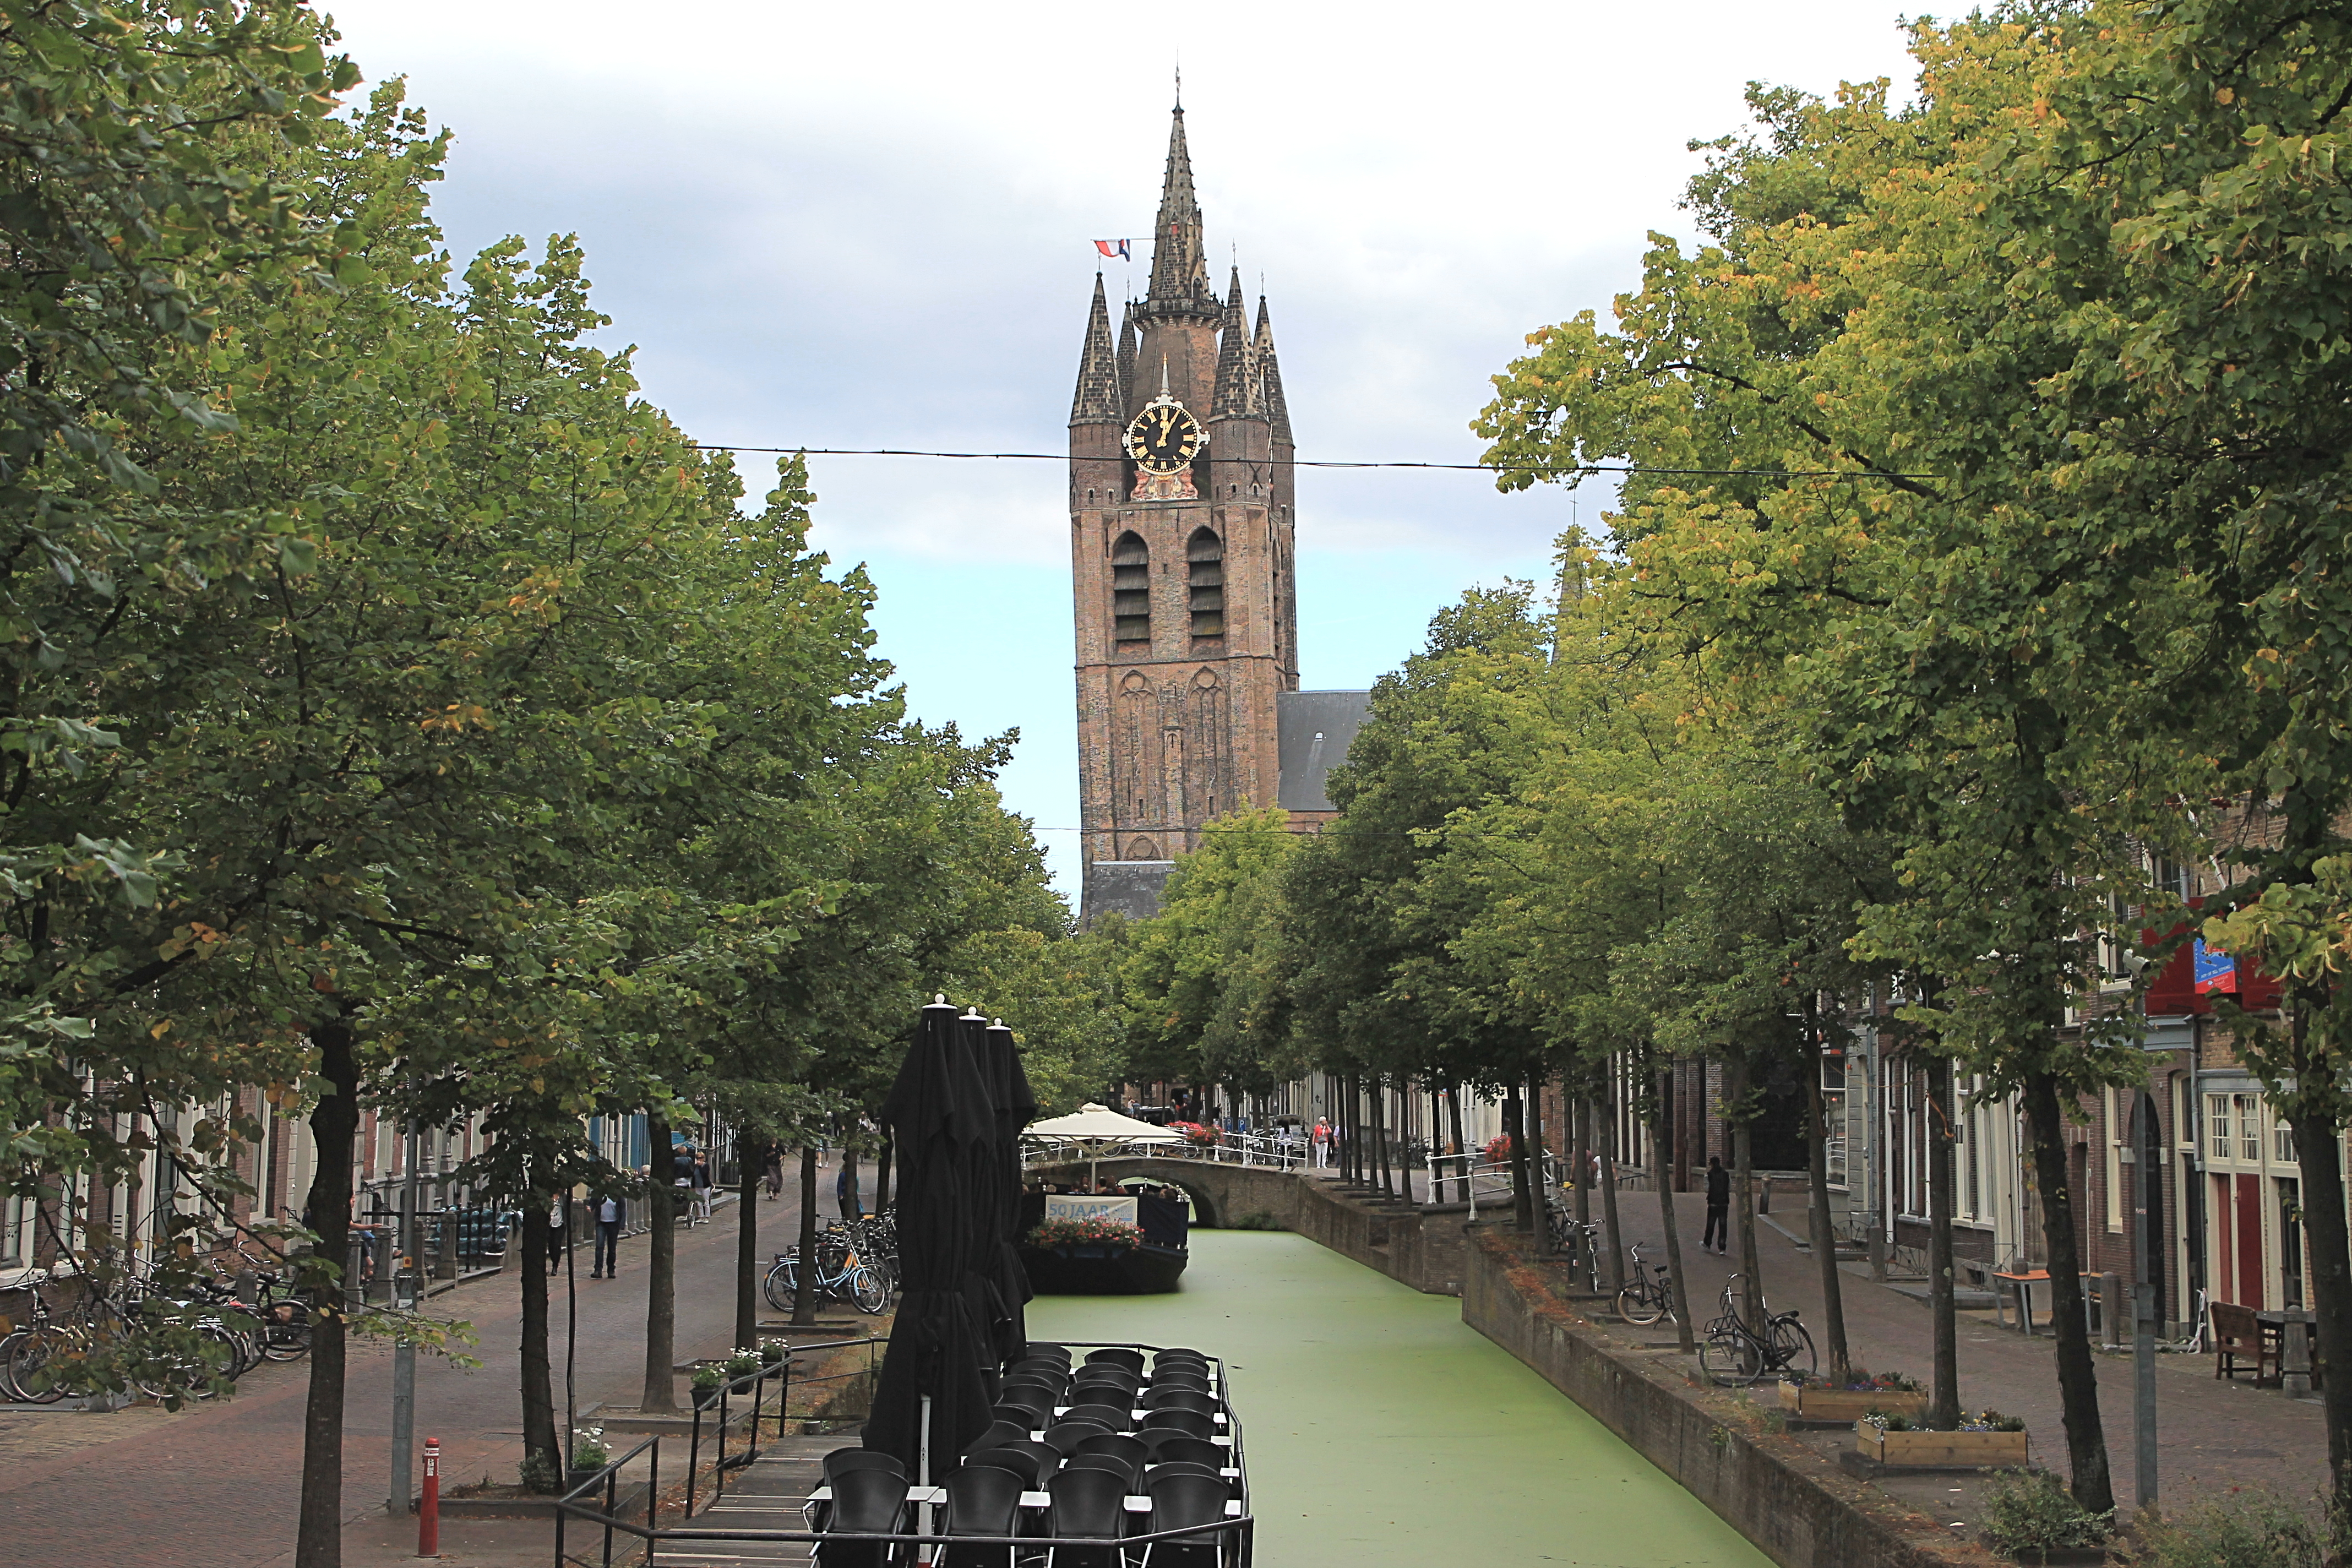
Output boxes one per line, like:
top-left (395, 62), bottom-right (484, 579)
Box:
top-left (1117, 298), bottom-right (1139, 416)
top-left (1070, 275), bottom-right (1121, 424)
top-left (1147, 109), bottom-right (1215, 312)
top-left (1211, 268), bottom-right (1260, 421)
top-left (1254, 293), bottom-right (1294, 448)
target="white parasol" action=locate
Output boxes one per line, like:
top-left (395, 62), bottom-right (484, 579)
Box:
top-left (1023, 1102), bottom-right (1184, 1190)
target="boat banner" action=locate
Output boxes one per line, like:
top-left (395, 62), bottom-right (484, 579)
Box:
top-left (1044, 1194), bottom-right (1139, 1224)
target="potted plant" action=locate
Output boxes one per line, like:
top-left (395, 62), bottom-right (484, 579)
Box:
top-left (1026, 1215), bottom-right (1145, 1257)
top-left (567, 1428), bottom-right (611, 1494)
top-left (760, 1339), bottom-right (789, 1378)
top-left (1854, 1408), bottom-right (2028, 1468)
top-left (1778, 1369), bottom-right (1929, 1422)
top-left (691, 1365), bottom-right (724, 1409)
top-left (725, 1350), bottom-right (761, 1385)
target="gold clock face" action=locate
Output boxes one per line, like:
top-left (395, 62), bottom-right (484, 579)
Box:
top-left (1124, 395), bottom-right (1206, 476)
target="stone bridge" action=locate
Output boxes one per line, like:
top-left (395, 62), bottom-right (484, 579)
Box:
top-left (1027, 1157), bottom-right (1468, 1295)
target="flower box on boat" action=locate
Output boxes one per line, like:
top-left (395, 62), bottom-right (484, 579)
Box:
top-left (1854, 1420), bottom-right (2028, 1468)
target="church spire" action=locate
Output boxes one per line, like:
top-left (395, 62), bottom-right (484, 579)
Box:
top-left (1146, 108), bottom-right (1215, 314)
top-left (1254, 292), bottom-right (1293, 447)
top-left (1211, 267), bottom-right (1259, 421)
top-left (1070, 273), bottom-right (1120, 424)
top-left (1117, 298), bottom-right (1138, 415)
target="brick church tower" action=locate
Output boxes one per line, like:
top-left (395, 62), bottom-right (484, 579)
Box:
top-left (1071, 108), bottom-right (1300, 922)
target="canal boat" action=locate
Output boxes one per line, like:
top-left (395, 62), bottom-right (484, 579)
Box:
top-left (1019, 1186), bottom-right (1191, 1293)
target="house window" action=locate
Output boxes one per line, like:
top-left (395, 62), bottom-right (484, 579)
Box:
top-left (1187, 529), bottom-right (1224, 639)
top-left (2209, 1094), bottom-right (2233, 1163)
top-left (2238, 1094), bottom-right (2261, 1163)
top-left (1113, 532), bottom-right (1151, 644)
top-left (2276, 1121), bottom-right (2297, 1166)
top-left (2105, 1087), bottom-right (2124, 1233)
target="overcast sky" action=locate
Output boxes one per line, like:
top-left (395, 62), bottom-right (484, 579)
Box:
top-left (319, 0), bottom-right (1924, 903)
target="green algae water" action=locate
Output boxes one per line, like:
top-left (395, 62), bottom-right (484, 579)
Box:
top-left (1026, 1229), bottom-right (1771, 1568)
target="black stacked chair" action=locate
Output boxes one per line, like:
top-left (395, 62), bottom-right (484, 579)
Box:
top-left (1044, 1464), bottom-right (1130, 1568)
top-left (1026, 1342), bottom-right (1074, 1362)
top-left (1071, 1368), bottom-right (1140, 1397)
top-left (1150, 1350), bottom-right (1208, 1373)
top-left (1140, 1389), bottom-right (1218, 1420)
top-left (1148, 1436), bottom-right (1226, 1470)
top-left (1042, 1419), bottom-right (1115, 1456)
top-left (1064, 1449), bottom-right (1142, 1491)
top-left (825, 1448), bottom-right (907, 1483)
top-left (1084, 1347), bottom-right (1147, 1375)
top-left (1147, 1369), bottom-right (1210, 1393)
top-left (965, 1419), bottom-right (1035, 1456)
top-left (1139, 1471), bottom-right (1232, 1568)
top-left (1072, 1432), bottom-right (1147, 1473)
top-left (816, 1466), bottom-right (911, 1568)
top-left (965, 1445), bottom-right (1052, 1489)
top-left (1145, 1461), bottom-right (1227, 1487)
top-left (940, 1463), bottom-right (1029, 1567)
top-left (1059, 1401), bottom-right (1133, 1434)
top-left (1000, 1378), bottom-right (1066, 1413)
top-left (1136, 1410), bottom-right (1215, 1442)
top-left (996, 1392), bottom-right (1055, 1430)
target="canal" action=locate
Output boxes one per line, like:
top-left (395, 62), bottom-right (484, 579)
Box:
top-left (1025, 1229), bottom-right (1772, 1568)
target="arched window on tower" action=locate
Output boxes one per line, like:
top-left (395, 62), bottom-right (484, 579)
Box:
top-left (1187, 527), bottom-right (1224, 641)
top-left (1112, 531), bottom-right (1151, 645)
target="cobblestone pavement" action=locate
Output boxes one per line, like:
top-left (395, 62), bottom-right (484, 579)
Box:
top-left (1596, 1189), bottom-right (2329, 1526)
top-left (0, 1185), bottom-right (808, 1567)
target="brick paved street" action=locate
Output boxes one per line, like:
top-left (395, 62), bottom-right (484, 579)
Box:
top-left (1599, 1185), bottom-right (2331, 1523)
top-left (0, 1187), bottom-right (809, 1567)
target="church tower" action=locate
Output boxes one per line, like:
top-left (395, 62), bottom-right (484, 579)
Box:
top-left (1072, 107), bottom-right (1299, 922)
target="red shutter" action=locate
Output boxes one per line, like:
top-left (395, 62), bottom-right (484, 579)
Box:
top-left (2142, 897), bottom-right (2204, 1015)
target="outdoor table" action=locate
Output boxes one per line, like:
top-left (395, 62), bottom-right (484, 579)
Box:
top-left (2258, 1308), bottom-right (2318, 1397)
top-left (1992, 1270), bottom-right (2051, 1336)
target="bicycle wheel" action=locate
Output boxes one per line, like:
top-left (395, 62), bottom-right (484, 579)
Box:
top-left (1698, 1329), bottom-right (1762, 1386)
top-left (1616, 1280), bottom-right (1665, 1327)
top-left (1766, 1317), bottom-right (1817, 1382)
top-left (761, 1259), bottom-right (797, 1313)
top-left (847, 1266), bottom-right (888, 1316)
top-left (258, 1299), bottom-right (312, 1362)
top-left (6, 1329), bottom-right (75, 1405)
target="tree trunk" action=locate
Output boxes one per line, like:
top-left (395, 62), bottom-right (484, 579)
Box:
top-left (792, 1145), bottom-right (821, 1328)
top-left (1654, 1063), bottom-right (1696, 1354)
top-left (1370, 1082), bottom-right (1391, 1199)
top-left (2024, 1068), bottom-right (2114, 1512)
top-left (874, 1134), bottom-right (894, 1213)
top-left (1571, 1096), bottom-right (1592, 1229)
top-left (1804, 1028), bottom-right (1854, 1387)
top-left (1527, 1072), bottom-right (1551, 1253)
top-left (1598, 1092), bottom-right (1626, 1294)
top-left (296, 1020), bottom-right (360, 1568)
top-left (2291, 1103), bottom-right (2352, 1525)
top-left (841, 1145), bottom-right (862, 1219)
top-left (641, 1109), bottom-right (677, 1413)
top-left (1505, 1086), bottom-right (1534, 1232)
top-left (1446, 1084), bottom-right (1468, 1205)
top-left (519, 1201), bottom-right (558, 1482)
top-left (1925, 1053), bottom-right (1961, 1429)
top-left (1731, 1058), bottom-right (1763, 1335)
top-left (736, 1156), bottom-right (761, 1348)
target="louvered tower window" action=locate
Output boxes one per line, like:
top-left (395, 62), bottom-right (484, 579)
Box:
top-left (1188, 528), bottom-right (1224, 639)
top-left (1112, 531), bottom-right (1151, 644)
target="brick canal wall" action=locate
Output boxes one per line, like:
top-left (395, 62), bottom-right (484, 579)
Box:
top-left (1457, 1227), bottom-right (1994, 1568)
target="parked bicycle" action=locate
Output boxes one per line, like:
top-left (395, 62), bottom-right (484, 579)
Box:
top-left (1614, 1242), bottom-right (1676, 1326)
top-left (762, 1223), bottom-right (889, 1315)
top-left (1697, 1275), bottom-right (1816, 1385)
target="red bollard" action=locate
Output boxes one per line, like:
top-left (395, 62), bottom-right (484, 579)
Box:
top-left (418, 1436), bottom-right (439, 1558)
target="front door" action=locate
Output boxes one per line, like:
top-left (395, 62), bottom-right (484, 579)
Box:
top-left (2237, 1173), bottom-right (2264, 1309)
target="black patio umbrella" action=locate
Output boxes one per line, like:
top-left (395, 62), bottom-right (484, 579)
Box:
top-left (863, 997), bottom-right (998, 1474)
top-left (978, 1016), bottom-right (1037, 1366)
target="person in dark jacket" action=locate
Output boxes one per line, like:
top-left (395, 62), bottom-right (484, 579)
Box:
top-left (591, 1193), bottom-right (627, 1278)
top-left (1702, 1155), bottom-right (1732, 1254)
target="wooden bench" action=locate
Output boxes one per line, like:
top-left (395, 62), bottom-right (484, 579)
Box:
top-left (2212, 1299), bottom-right (2280, 1385)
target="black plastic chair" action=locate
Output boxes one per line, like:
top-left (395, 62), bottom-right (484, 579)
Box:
top-left (1140, 1471), bottom-right (1232, 1568)
top-left (1144, 1461), bottom-right (1227, 1489)
top-left (1064, 1450), bottom-right (1142, 1490)
top-left (1009, 1363), bottom-right (1073, 1391)
top-left (1071, 1368), bottom-right (1141, 1395)
top-left (997, 1394), bottom-right (1054, 1428)
top-left (817, 1466), bottom-right (911, 1568)
top-left (1045, 1464), bottom-right (1131, 1568)
top-left (1136, 1410), bottom-right (1214, 1441)
top-left (1074, 1431), bottom-right (1147, 1472)
top-left (1140, 1389), bottom-right (1217, 1419)
top-left (1150, 1349), bottom-right (1208, 1370)
top-left (1042, 1420), bottom-right (1115, 1456)
top-left (1060, 1401), bottom-right (1133, 1433)
top-left (965, 1419), bottom-right (1033, 1456)
top-left (1084, 1347), bottom-right (1147, 1374)
top-left (1026, 1342), bottom-right (1074, 1362)
top-left (965, 1445), bottom-right (1050, 1489)
top-left (1148, 1436), bottom-right (1225, 1470)
top-left (1146, 1368), bottom-right (1210, 1390)
top-left (825, 1447), bottom-right (908, 1482)
top-left (1000, 1378), bottom-right (1066, 1409)
top-left (941, 1463), bottom-right (1028, 1567)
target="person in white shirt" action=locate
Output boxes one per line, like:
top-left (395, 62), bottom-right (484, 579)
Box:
top-left (591, 1193), bottom-right (627, 1278)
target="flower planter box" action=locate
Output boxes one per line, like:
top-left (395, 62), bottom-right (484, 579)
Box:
top-left (1778, 1384), bottom-right (1929, 1422)
top-left (1853, 1420), bottom-right (2028, 1468)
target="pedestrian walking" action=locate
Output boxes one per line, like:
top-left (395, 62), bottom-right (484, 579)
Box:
top-left (672, 1140), bottom-right (699, 1227)
top-left (836, 1158), bottom-right (862, 1221)
top-left (692, 1152), bottom-right (714, 1223)
top-left (1702, 1154), bottom-right (1731, 1254)
top-left (591, 1192), bottom-right (625, 1277)
top-left (1311, 1118), bottom-right (1332, 1170)
top-left (764, 1148), bottom-right (785, 1199)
